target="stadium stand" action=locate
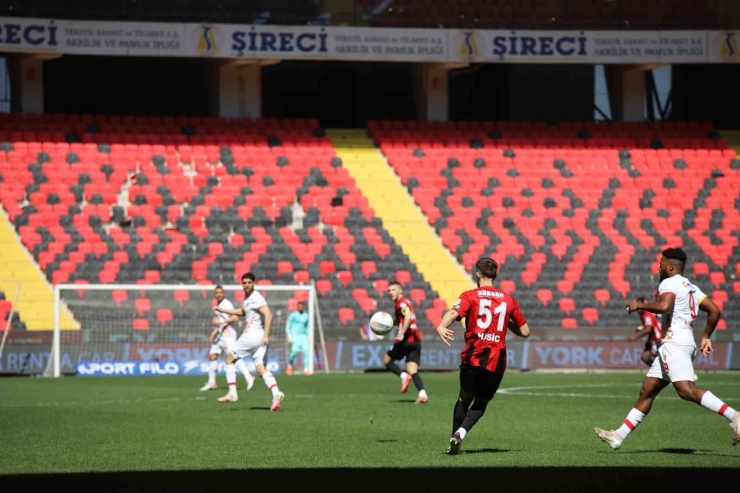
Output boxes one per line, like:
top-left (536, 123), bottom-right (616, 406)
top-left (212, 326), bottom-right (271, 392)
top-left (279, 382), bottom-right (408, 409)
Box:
top-left (362, 0), bottom-right (723, 29)
top-left (0, 114), bottom-right (441, 338)
top-left (1, 0), bottom-right (327, 24)
top-left (368, 119), bottom-right (739, 329)
top-left (0, 291), bottom-right (26, 331)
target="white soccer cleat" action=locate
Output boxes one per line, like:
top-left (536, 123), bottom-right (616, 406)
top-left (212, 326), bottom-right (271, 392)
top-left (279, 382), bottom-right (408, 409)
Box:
top-left (416, 395), bottom-right (429, 405)
top-left (200, 382), bottom-right (218, 391)
top-left (445, 433), bottom-right (462, 455)
top-left (594, 428), bottom-right (622, 450)
top-left (731, 412), bottom-right (740, 446)
top-left (271, 391), bottom-right (285, 412)
top-left (218, 393), bottom-right (238, 403)
top-left (246, 375), bottom-right (255, 391)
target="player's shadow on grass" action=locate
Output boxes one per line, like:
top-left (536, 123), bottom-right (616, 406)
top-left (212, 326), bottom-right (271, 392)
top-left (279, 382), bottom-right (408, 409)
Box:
top-left (392, 399), bottom-right (416, 404)
top-left (461, 448), bottom-right (513, 455)
top-left (248, 406), bottom-right (272, 411)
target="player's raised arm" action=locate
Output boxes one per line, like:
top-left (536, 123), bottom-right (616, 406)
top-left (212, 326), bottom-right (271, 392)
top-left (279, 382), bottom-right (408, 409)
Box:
top-left (259, 304), bottom-right (273, 346)
top-left (698, 296), bottom-right (721, 356)
top-left (627, 292), bottom-right (675, 315)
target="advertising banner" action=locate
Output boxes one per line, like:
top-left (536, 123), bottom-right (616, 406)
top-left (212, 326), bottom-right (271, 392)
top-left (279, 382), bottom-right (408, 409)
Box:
top-left (0, 17), bottom-right (736, 64)
top-left (183, 24), bottom-right (448, 62)
top-left (523, 341), bottom-right (733, 370)
top-left (1, 340), bottom-right (735, 375)
top-left (447, 29), bottom-right (708, 64)
top-left (76, 358), bottom-right (280, 376)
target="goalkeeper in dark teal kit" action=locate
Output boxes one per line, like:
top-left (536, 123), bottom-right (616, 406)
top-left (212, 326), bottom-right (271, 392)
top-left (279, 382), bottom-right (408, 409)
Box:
top-left (286, 301), bottom-right (310, 375)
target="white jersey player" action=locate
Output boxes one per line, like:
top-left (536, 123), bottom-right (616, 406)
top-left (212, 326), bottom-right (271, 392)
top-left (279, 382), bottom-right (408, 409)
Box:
top-left (200, 286), bottom-right (255, 392)
top-left (595, 247), bottom-right (740, 450)
top-left (214, 273), bottom-right (285, 411)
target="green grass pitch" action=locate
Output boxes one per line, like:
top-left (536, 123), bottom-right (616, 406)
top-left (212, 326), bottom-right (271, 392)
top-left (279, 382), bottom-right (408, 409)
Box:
top-left (2, 371), bottom-right (739, 473)
top-left (1, 371), bottom-right (739, 492)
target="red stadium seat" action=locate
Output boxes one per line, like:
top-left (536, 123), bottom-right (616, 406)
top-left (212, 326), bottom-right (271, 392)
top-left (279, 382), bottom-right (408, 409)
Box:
top-left (536, 289), bottom-right (553, 307)
top-left (594, 289), bottom-right (611, 307)
top-left (112, 290), bottom-right (128, 308)
top-left (134, 298), bottom-right (151, 316)
top-left (338, 307), bottom-right (355, 326)
top-left (173, 290), bottom-right (190, 308)
top-left (156, 309), bottom-right (173, 327)
top-left (316, 279), bottom-right (332, 297)
top-left (559, 298), bottom-right (576, 316)
top-left (582, 308), bottom-right (599, 325)
top-left (133, 319), bottom-right (150, 330)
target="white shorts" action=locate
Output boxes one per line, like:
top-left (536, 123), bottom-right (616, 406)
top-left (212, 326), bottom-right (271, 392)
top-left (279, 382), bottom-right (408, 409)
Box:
top-left (209, 328), bottom-right (236, 356)
top-left (646, 343), bottom-right (696, 382)
top-left (230, 330), bottom-right (266, 366)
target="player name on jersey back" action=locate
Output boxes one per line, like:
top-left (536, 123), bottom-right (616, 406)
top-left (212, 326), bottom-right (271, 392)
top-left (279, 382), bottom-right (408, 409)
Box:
top-left (477, 289), bottom-right (504, 298)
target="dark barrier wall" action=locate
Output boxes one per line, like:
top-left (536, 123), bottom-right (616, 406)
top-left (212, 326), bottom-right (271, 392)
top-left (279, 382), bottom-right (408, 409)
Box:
top-left (262, 61), bottom-right (417, 127)
top-left (450, 64), bottom-right (594, 122)
top-left (671, 64), bottom-right (740, 129)
top-left (43, 55), bottom-right (210, 116)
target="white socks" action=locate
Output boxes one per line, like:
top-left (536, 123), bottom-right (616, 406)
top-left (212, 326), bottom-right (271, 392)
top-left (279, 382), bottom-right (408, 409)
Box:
top-left (400, 372), bottom-right (408, 381)
top-left (616, 408), bottom-right (645, 439)
top-left (701, 391), bottom-right (736, 421)
top-left (419, 389), bottom-right (428, 398)
top-left (262, 372), bottom-right (280, 398)
top-left (225, 364), bottom-right (237, 395)
top-left (235, 359), bottom-right (254, 385)
top-left (455, 428), bottom-right (467, 440)
top-left (208, 360), bottom-right (218, 385)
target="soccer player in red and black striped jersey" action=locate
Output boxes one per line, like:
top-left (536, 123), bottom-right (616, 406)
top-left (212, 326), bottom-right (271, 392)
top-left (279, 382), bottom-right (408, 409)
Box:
top-left (382, 281), bottom-right (428, 404)
top-left (436, 258), bottom-right (530, 455)
top-left (628, 293), bottom-right (663, 367)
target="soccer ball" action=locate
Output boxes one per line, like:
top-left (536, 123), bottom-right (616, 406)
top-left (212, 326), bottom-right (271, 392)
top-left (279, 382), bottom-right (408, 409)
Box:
top-left (369, 311), bottom-right (394, 336)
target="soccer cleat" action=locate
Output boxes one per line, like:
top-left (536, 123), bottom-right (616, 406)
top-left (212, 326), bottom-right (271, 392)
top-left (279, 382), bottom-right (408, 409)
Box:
top-left (416, 395), bottom-right (429, 404)
top-left (218, 393), bottom-right (238, 403)
top-left (731, 412), bottom-right (740, 446)
top-left (246, 375), bottom-right (255, 391)
top-left (200, 382), bottom-right (218, 391)
top-left (271, 391), bottom-right (285, 412)
top-left (445, 433), bottom-right (462, 455)
top-left (303, 369), bottom-right (311, 376)
top-left (594, 428), bottom-right (622, 450)
top-left (286, 365), bottom-right (294, 376)
top-left (401, 375), bottom-right (412, 393)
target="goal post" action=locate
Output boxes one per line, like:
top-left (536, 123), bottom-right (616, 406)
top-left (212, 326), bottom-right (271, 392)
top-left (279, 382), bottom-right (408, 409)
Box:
top-left (46, 283), bottom-right (327, 378)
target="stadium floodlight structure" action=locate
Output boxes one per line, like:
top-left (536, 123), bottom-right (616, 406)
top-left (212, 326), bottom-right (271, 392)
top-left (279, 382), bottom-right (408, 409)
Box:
top-left (45, 283), bottom-right (327, 378)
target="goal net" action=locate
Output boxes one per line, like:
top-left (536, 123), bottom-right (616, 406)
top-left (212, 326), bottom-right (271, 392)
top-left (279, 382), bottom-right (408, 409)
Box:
top-left (44, 283), bottom-right (326, 378)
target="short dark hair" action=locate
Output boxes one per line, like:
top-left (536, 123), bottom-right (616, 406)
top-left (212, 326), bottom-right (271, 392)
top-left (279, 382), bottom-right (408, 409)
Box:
top-left (662, 247), bottom-right (687, 265)
top-left (241, 272), bottom-right (256, 281)
top-left (215, 285), bottom-right (224, 291)
top-left (475, 257), bottom-right (499, 280)
top-left (297, 301), bottom-right (305, 306)
top-left (389, 281), bottom-right (402, 288)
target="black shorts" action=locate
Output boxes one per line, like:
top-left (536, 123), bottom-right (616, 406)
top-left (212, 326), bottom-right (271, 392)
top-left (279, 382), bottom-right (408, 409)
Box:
top-left (387, 341), bottom-right (421, 365)
top-left (459, 364), bottom-right (504, 401)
